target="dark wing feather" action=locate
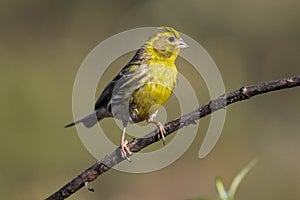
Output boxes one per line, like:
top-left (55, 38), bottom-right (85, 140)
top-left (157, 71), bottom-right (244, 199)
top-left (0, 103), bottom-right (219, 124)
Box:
top-left (94, 65), bottom-right (127, 110)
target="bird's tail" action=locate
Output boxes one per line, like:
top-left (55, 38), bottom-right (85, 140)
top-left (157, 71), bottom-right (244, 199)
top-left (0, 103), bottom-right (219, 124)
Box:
top-left (64, 111), bottom-right (101, 128)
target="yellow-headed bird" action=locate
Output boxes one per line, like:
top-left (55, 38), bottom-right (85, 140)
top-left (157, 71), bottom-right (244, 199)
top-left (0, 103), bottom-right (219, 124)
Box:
top-left (65, 27), bottom-right (188, 159)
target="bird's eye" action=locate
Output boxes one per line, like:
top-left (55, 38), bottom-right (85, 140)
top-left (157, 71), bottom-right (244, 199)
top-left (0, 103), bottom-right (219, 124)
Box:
top-left (168, 37), bottom-right (175, 42)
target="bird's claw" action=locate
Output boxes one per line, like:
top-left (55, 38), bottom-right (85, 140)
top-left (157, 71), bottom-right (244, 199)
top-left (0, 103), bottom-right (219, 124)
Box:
top-left (156, 122), bottom-right (166, 145)
top-left (148, 119), bottom-right (167, 145)
top-left (120, 140), bottom-right (132, 161)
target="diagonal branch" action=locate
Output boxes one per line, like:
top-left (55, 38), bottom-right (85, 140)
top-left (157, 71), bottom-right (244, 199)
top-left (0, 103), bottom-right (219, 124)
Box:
top-left (45, 75), bottom-right (300, 200)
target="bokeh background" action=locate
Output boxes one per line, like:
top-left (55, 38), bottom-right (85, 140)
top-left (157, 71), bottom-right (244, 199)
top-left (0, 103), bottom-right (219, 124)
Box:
top-left (1, 0), bottom-right (299, 199)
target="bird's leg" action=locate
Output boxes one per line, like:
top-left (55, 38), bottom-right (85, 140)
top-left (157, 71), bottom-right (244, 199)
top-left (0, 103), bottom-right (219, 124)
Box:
top-left (148, 118), bottom-right (166, 145)
top-left (120, 124), bottom-right (132, 161)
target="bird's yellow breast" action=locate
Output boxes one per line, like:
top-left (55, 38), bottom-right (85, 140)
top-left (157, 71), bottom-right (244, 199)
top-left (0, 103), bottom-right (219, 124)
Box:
top-left (129, 61), bottom-right (178, 123)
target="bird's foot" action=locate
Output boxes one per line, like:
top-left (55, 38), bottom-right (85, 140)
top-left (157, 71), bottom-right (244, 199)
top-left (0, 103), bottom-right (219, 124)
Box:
top-left (148, 119), bottom-right (166, 145)
top-left (156, 122), bottom-right (166, 145)
top-left (120, 139), bottom-right (132, 161)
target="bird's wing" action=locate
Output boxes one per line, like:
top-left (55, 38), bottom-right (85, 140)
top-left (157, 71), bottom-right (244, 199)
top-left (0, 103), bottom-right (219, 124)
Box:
top-left (94, 62), bottom-right (150, 111)
top-left (94, 77), bottom-right (117, 110)
top-left (95, 48), bottom-right (151, 110)
top-left (111, 63), bottom-right (150, 103)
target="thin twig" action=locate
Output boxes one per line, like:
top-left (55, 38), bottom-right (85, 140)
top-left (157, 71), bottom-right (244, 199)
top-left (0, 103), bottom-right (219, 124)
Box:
top-left (45, 75), bottom-right (300, 200)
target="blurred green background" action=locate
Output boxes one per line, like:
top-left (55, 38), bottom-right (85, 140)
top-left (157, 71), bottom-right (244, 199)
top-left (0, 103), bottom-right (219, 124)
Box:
top-left (1, 0), bottom-right (299, 199)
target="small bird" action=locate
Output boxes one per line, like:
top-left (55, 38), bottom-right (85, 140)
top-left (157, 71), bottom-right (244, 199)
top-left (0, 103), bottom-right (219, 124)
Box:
top-left (65, 27), bottom-right (188, 159)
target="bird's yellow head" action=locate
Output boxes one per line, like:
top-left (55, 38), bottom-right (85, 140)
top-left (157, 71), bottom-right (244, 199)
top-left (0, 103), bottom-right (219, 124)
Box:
top-left (144, 27), bottom-right (188, 61)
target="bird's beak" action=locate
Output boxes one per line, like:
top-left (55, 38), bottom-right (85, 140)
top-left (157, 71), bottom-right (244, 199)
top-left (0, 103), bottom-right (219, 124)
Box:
top-left (175, 37), bottom-right (189, 49)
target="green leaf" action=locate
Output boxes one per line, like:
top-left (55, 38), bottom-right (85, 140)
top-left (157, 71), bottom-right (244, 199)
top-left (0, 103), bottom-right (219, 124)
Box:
top-left (215, 177), bottom-right (228, 199)
top-left (228, 158), bottom-right (258, 199)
